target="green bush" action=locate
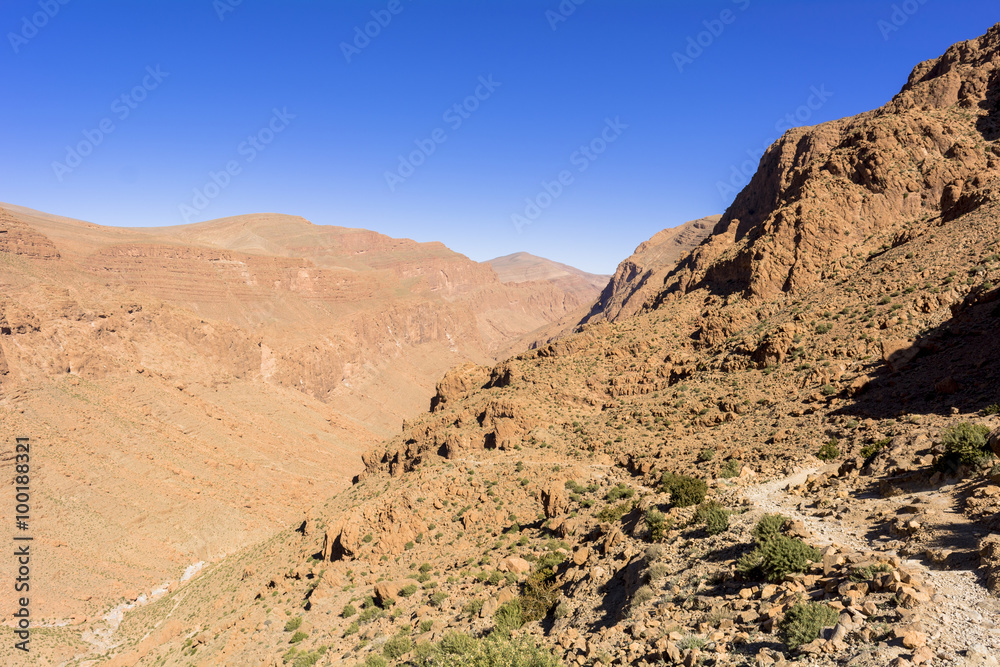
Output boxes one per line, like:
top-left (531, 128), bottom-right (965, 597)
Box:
top-left (439, 631), bottom-right (477, 656)
top-left (596, 502), bottom-right (631, 523)
top-left (645, 508), bottom-right (671, 541)
top-left (383, 635), bottom-right (412, 659)
top-left (751, 514), bottom-right (787, 545)
top-left (400, 584), bottom-right (418, 597)
top-left (341, 603), bottom-right (356, 618)
top-left (432, 635), bottom-right (561, 667)
top-left (284, 617), bottom-right (303, 632)
top-left (693, 501), bottom-right (729, 535)
top-left (941, 422), bottom-right (993, 466)
top-left (363, 655), bottom-right (388, 667)
top-left (817, 440), bottom-right (840, 461)
top-left (718, 459), bottom-right (741, 479)
top-left (698, 448), bottom-right (715, 462)
top-left (759, 536), bottom-right (820, 582)
top-left (493, 600), bottom-right (524, 636)
top-left (289, 631), bottom-right (308, 644)
top-left (606, 484), bottom-right (635, 502)
top-left (419, 620), bottom-right (434, 633)
top-left (779, 601), bottom-right (839, 649)
top-left (861, 438), bottom-right (890, 460)
top-left (520, 558), bottom-right (561, 622)
top-left (429, 591), bottom-right (449, 607)
top-left (660, 473), bottom-right (707, 508)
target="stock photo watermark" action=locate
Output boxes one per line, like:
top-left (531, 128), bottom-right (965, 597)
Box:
top-left (51, 65), bottom-right (170, 183)
top-left (546, 0), bottom-right (586, 31)
top-left (672, 0), bottom-right (751, 74)
top-left (384, 75), bottom-right (501, 192)
top-left (178, 108), bottom-right (295, 223)
top-left (716, 85), bottom-right (833, 200)
top-left (877, 0), bottom-right (929, 40)
top-left (214, 0), bottom-right (242, 21)
top-left (340, 0), bottom-right (411, 64)
top-left (7, 0), bottom-right (71, 54)
top-left (511, 117), bottom-right (628, 233)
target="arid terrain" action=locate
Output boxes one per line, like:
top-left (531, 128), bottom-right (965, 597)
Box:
top-left (0, 205), bottom-right (604, 636)
top-left (5, 21), bottom-right (1000, 667)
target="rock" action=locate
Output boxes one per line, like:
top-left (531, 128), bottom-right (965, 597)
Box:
top-left (542, 483), bottom-right (569, 518)
top-left (573, 547), bottom-right (591, 566)
top-left (894, 624), bottom-right (927, 649)
top-left (499, 556), bottom-right (531, 575)
top-left (911, 646), bottom-right (933, 665)
top-left (989, 428), bottom-right (1000, 459)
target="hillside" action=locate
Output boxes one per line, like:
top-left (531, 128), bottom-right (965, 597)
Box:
top-left (584, 216), bottom-right (718, 323)
top-left (8, 22), bottom-right (1000, 667)
top-left (487, 253), bottom-right (610, 300)
top-left (0, 205), bottom-right (602, 633)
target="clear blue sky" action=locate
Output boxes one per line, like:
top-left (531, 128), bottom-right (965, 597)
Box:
top-left (1, 0), bottom-right (996, 274)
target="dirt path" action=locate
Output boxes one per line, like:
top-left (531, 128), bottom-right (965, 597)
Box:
top-left (744, 466), bottom-right (1000, 664)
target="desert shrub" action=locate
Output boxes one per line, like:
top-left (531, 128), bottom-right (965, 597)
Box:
top-left (645, 508), bottom-right (672, 541)
top-left (759, 536), bottom-right (820, 582)
top-left (519, 557), bottom-right (561, 622)
top-left (779, 601), bottom-right (839, 650)
top-left (984, 404), bottom-right (1000, 416)
top-left (344, 621), bottom-right (359, 636)
top-left (433, 635), bottom-right (561, 667)
top-left (606, 484), bottom-right (635, 502)
top-left (363, 656), bottom-right (388, 667)
top-left (383, 635), bottom-right (412, 659)
top-left (849, 564), bottom-right (891, 583)
top-left (941, 422), bottom-right (993, 466)
top-left (462, 599), bottom-right (484, 616)
top-left (660, 473), bottom-right (707, 508)
top-left (647, 563), bottom-right (669, 582)
top-left (735, 549), bottom-right (764, 578)
top-left (820, 384), bottom-right (837, 396)
top-left (596, 502), bottom-right (631, 523)
top-left (284, 616), bottom-right (303, 632)
top-left (817, 440), bottom-right (840, 461)
top-left (631, 585), bottom-right (656, 608)
top-left (400, 584), bottom-right (418, 597)
top-left (419, 562), bottom-right (432, 573)
top-left (698, 448), bottom-right (715, 462)
top-left (693, 501), bottom-right (729, 535)
top-left (439, 631), bottom-right (478, 656)
top-left (719, 459), bottom-right (741, 479)
top-left (861, 438), bottom-right (890, 460)
top-left (412, 641), bottom-right (441, 665)
top-left (429, 591), bottom-right (449, 607)
top-left (493, 600), bottom-right (524, 636)
top-left (420, 620), bottom-right (434, 633)
top-left (289, 631), bottom-right (308, 644)
top-left (341, 603), bottom-right (356, 618)
top-left (751, 514), bottom-right (787, 545)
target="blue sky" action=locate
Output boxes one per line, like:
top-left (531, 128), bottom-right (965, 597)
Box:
top-left (1, 1), bottom-right (996, 274)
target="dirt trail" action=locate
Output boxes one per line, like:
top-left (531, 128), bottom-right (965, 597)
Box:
top-left (745, 467), bottom-right (1000, 664)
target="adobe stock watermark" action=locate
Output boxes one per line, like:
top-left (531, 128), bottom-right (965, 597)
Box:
top-left (340, 0), bottom-right (411, 64)
top-left (511, 117), bottom-right (628, 233)
top-left (877, 0), bottom-right (929, 41)
top-left (673, 0), bottom-right (751, 74)
top-left (716, 85), bottom-right (833, 200)
top-left (214, 0), bottom-right (243, 21)
top-left (51, 65), bottom-right (170, 183)
top-left (178, 108), bottom-right (295, 223)
top-left (546, 0), bottom-right (586, 31)
top-left (384, 75), bottom-right (501, 192)
top-left (7, 0), bottom-right (72, 55)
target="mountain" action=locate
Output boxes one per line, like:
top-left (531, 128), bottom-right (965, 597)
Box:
top-left (584, 215), bottom-right (718, 323)
top-left (487, 252), bottom-right (609, 298)
top-left (11, 23), bottom-right (1000, 667)
top-left (0, 204), bottom-right (602, 633)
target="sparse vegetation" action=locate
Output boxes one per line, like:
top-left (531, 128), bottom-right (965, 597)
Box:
top-left (660, 473), bottom-right (707, 508)
top-left (779, 601), bottom-right (839, 650)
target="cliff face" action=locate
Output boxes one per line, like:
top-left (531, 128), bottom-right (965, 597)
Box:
top-left (0, 205), bottom-right (598, 620)
top-left (584, 216), bottom-right (718, 323)
top-left (662, 24), bottom-right (1000, 302)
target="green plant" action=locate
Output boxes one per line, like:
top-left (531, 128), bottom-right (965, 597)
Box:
top-left (660, 473), bottom-right (707, 508)
top-left (941, 422), bottom-right (993, 466)
top-left (289, 631), bottom-right (308, 644)
top-left (519, 557), bottom-right (562, 622)
top-left (849, 564), bottom-right (891, 582)
top-left (759, 536), bottom-right (820, 582)
top-left (645, 508), bottom-right (671, 542)
top-left (596, 502), bottom-right (631, 523)
top-left (493, 600), bottom-right (524, 636)
top-left (284, 617), bottom-right (303, 632)
top-left (429, 591), bottom-right (449, 607)
top-left (718, 459), bottom-right (741, 479)
top-left (363, 655), bottom-right (388, 667)
top-left (606, 484), bottom-right (635, 502)
top-left (817, 440), bottom-right (840, 461)
top-left (984, 404), bottom-right (1000, 416)
top-left (779, 601), bottom-right (839, 650)
top-left (820, 384), bottom-right (837, 396)
top-left (861, 438), bottom-right (890, 459)
top-left (698, 448), bottom-right (715, 462)
top-left (420, 620), bottom-right (434, 633)
top-left (341, 603), bottom-right (356, 618)
top-left (693, 501), bottom-right (729, 535)
top-left (752, 514), bottom-right (787, 545)
top-left (344, 621), bottom-right (359, 636)
top-left (383, 635), bottom-right (412, 659)
top-left (438, 632), bottom-right (477, 656)
top-left (400, 584), bottom-right (418, 597)
top-left (463, 599), bottom-right (484, 616)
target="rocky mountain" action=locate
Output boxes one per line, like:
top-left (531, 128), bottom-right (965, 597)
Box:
top-left (9, 22), bottom-right (1000, 667)
top-left (0, 204), bottom-right (602, 630)
top-left (487, 253), bottom-right (610, 301)
top-left (584, 216), bottom-right (718, 323)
